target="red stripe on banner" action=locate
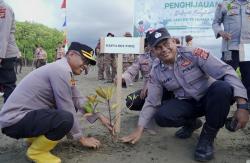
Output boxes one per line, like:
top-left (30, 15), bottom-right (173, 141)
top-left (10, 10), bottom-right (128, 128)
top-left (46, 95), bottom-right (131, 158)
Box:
top-left (61, 0), bottom-right (66, 8)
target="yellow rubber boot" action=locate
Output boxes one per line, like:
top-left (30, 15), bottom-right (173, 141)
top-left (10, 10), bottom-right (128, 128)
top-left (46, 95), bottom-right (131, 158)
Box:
top-left (26, 137), bottom-right (37, 145)
top-left (26, 135), bottom-right (61, 163)
top-left (26, 137), bottom-right (37, 143)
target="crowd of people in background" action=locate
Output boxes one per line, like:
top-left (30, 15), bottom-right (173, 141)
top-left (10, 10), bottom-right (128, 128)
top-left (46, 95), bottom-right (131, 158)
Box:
top-left (94, 32), bottom-right (194, 85)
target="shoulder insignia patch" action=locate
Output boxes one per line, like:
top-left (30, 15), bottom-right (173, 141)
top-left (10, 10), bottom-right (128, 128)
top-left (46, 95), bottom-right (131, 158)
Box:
top-left (193, 48), bottom-right (209, 60)
top-left (0, 7), bottom-right (6, 19)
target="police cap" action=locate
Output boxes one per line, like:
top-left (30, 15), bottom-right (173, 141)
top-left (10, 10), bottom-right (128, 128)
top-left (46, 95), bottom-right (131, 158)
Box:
top-left (147, 27), bottom-right (171, 47)
top-left (68, 42), bottom-right (96, 65)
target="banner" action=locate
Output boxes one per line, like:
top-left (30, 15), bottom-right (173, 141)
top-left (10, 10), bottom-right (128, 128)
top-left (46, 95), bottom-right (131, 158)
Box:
top-left (133, 0), bottom-right (222, 37)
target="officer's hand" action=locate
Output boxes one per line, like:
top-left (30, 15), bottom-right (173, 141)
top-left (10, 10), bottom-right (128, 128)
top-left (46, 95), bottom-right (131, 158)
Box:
top-left (79, 136), bottom-right (101, 149)
top-left (120, 126), bottom-right (144, 144)
top-left (234, 109), bottom-right (249, 130)
top-left (99, 114), bottom-right (114, 134)
top-left (140, 88), bottom-right (148, 99)
top-left (219, 31), bottom-right (232, 40)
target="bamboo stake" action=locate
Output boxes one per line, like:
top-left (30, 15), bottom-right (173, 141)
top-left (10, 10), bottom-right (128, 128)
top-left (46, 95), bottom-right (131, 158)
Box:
top-left (115, 54), bottom-right (122, 133)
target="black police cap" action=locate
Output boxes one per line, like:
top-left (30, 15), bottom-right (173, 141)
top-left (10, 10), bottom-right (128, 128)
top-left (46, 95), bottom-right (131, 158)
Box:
top-left (68, 42), bottom-right (96, 65)
top-left (147, 27), bottom-right (171, 47)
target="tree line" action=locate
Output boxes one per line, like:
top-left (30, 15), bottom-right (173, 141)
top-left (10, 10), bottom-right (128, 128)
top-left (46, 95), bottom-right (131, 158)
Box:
top-left (15, 21), bottom-right (64, 64)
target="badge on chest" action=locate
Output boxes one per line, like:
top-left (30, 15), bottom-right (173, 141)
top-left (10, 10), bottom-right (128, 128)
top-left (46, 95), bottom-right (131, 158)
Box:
top-left (70, 72), bottom-right (76, 86)
top-left (181, 58), bottom-right (192, 67)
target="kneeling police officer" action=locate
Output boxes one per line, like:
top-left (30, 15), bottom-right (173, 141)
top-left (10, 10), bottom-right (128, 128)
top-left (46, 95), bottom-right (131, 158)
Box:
top-left (0, 42), bottom-right (113, 163)
top-left (121, 28), bottom-right (249, 161)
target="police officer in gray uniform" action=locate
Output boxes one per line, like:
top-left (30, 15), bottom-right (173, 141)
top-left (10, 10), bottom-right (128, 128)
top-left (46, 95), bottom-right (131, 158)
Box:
top-left (0, 42), bottom-right (113, 163)
top-left (121, 28), bottom-right (249, 161)
top-left (212, 0), bottom-right (250, 99)
top-left (123, 35), bottom-right (173, 111)
top-left (0, 0), bottom-right (19, 102)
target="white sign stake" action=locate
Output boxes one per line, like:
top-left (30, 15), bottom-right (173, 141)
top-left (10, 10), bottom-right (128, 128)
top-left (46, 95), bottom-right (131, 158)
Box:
top-left (100, 37), bottom-right (144, 133)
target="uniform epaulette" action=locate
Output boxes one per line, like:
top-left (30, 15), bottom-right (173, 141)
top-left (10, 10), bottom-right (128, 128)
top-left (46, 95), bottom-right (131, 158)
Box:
top-left (177, 47), bottom-right (194, 62)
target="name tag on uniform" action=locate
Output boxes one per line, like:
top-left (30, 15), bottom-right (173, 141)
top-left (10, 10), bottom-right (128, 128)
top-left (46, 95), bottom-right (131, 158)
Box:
top-left (240, 44), bottom-right (250, 61)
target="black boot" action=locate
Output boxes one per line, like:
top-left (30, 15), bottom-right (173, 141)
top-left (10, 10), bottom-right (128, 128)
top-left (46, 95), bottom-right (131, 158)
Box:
top-left (194, 123), bottom-right (218, 162)
top-left (175, 118), bottom-right (203, 139)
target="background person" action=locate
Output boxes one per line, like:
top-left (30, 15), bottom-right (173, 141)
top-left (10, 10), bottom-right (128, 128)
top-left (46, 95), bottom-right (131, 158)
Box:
top-left (0, 0), bottom-right (19, 102)
top-left (212, 0), bottom-right (250, 99)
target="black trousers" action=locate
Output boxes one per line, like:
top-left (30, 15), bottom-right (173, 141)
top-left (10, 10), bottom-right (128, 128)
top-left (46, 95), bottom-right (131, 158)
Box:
top-left (126, 88), bottom-right (174, 111)
top-left (154, 81), bottom-right (233, 129)
top-left (2, 109), bottom-right (74, 141)
top-left (0, 57), bottom-right (17, 103)
top-left (14, 58), bottom-right (23, 74)
top-left (222, 50), bottom-right (250, 98)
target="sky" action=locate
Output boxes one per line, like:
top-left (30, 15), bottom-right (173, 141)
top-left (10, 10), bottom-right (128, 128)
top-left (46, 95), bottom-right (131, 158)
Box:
top-left (5, 0), bottom-right (222, 57)
top-left (5, 0), bottom-right (134, 48)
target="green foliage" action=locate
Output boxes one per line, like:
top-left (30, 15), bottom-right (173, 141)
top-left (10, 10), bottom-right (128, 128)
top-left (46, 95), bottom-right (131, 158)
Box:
top-left (15, 21), bottom-right (64, 63)
top-left (95, 86), bottom-right (118, 125)
top-left (83, 95), bottom-right (103, 113)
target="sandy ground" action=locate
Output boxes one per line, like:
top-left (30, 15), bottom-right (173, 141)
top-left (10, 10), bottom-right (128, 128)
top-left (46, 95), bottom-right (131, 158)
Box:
top-left (0, 66), bottom-right (250, 163)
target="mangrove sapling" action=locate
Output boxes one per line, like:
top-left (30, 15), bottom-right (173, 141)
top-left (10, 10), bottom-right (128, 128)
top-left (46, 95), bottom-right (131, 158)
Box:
top-left (83, 86), bottom-right (138, 141)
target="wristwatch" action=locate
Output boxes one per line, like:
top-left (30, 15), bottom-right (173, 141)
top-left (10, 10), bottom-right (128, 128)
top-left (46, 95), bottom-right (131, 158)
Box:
top-left (237, 103), bottom-right (250, 113)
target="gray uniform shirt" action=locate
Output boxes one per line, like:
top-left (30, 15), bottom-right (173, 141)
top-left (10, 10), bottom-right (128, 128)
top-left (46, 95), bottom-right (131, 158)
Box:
top-left (138, 46), bottom-right (248, 127)
top-left (212, 0), bottom-right (250, 52)
top-left (0, 0), bottom-right (19, 58)
top-left (122, 52), bottom-right (155, 86)
top-left (0, 58), bottom-right (85, 140)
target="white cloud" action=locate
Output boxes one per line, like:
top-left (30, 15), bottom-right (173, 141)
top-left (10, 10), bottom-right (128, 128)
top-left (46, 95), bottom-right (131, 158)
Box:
top-left (67, 0), bottom-right (134, 47)
top-left (5, 0), bottom-right (135, 47)
top-left (5, 0), bottom-right (63, 28)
